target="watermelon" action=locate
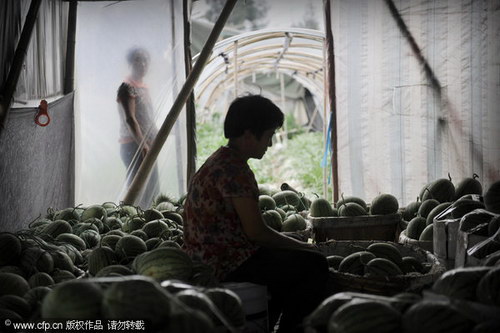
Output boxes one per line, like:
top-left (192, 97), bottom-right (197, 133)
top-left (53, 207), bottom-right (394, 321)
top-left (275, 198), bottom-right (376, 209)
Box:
top-left (24, 286), bottom-right (52, 309)
top-left (309, 198), bottom-right (336, 217)
top-left (122, 217), bottom-right (146, 233)
top-left (56, 233), bottom-right (87, 251)
top-left (51, 269), bottom-right (76, 284)
top-left (281, 214), bottom-right (307, 232)
top-left (366, 242), bottom-right (403, 265)
top-left (130, 229), bottom-right (149, 241)
top-left (432, 266), bottom-right (490, 301)
top-left (258, 195), bottom-right (277, 211)
top-left (418, 199), bottom-right (440, 219)
top-left (364, 258), bottom-right (403, 277)
top-left (336, 196), bottom-right (367, 211)
top-left (143, 208), bottom-right (164, 222)
top-left (370, 194), bottom-right (399, 215)
top-left (403, 199), bottom-right (421, 221)
top-left (79, 229), bottom-right (101, 249)
top-left (53, 207), bottom-right (80, 222)
top-left (88, 246), bottom-right (118, 276)
top-left (262, 210), bottom-right (282, 231)
top-left (204, 288), bottom-right (245, 328)
top-left (326, 255), bottom-right (344, 270)
top-left (51, 250), bottom-right (75, 272)
top-left (338, 202), bottom-right (366, 217)
top-left (142, 220), bottom-right (171, 239)
top-left (20, 247), bottom-right (54, 275)
top-left (338, 251), bottom-right (376, 275)
top-left (0, 295), bottom-right (31, 319)
top-left (421, 176), bottom-right (455, 203)
top-left (132, 247), bottom-right (193, 282)
top-left (41, 220), bottom-right (73, 238)
top-left (28, 272), bottom-right (54, 288)
top-left (406, 217), bottom-right (427, 240)
top-left (272, 190), bottom-right (301, 208)
top-left (95, 264), bottom-right (134, 277)
top-left (454, 174), bottom-right (483, 200)
top-left (484, 180), bottom-right (500, 214)
top-left (402, 301), bottom-right (474, 333)
top-left (0, 233), bottom-right (22, 266)
top-left (102, 276), bottom-right (172, 330)
top-left (42, 280), bottom-right (103, 319)
top-left (80, 204), bottom-right (107, 221)
top-left (426, 202), bottom-right (451, 226)
top-left (0, 273), bottom-right (30, 297)
top-left (328, 300), bottom-right (401, 333)
top-left (100, 234), bottom-right (122, 251)
top-left (115, 235), bottom-right (147, 262)
top-left (419, 224), bottom-right (433, 241)
top-left (476, 266), bottom-right (500, 306)
top-left (175, 289), bottom-right (216, 322)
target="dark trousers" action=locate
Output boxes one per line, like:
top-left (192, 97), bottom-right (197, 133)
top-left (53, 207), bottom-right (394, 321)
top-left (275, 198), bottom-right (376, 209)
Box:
top-left (120, 141), bottom-right (159, 208)
top-left (224, 247), bottom-right (329, 333)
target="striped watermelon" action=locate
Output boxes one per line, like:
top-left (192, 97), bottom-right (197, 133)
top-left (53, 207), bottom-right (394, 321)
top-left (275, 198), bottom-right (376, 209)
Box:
top-left (132, 247), bottom-right (193, 282)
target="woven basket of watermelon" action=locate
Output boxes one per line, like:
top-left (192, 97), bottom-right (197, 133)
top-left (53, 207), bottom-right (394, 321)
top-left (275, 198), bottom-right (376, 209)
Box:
top-left (319, 240), bottom-right (445, 296)
top-left (309, 213), bottom-right (402, 243)
top-left (398, 229), bottom-right (433, 252)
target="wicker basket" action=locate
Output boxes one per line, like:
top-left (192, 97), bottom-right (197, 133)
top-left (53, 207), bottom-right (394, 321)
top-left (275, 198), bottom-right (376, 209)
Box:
top-left (309, 213), bottom-right (402, 243)
top-left (398, 229), bottom-right (433, 252)
top-left (319, 240), bottom-right (445, 296)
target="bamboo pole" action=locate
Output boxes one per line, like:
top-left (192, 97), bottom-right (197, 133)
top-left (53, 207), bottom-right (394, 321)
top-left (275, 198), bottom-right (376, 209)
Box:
top-left (123, 0), bottom-right (238, 205)
top-left (0, 0), bottom-right (42, 130)
top-left (63, 0), bottom-right (77, 94)
top-left (233, 40), bottom-right (238, 98)
top-left (183, 0), bottom-right (197, 187)
top-left (323, 0), bottom-right (339, 203)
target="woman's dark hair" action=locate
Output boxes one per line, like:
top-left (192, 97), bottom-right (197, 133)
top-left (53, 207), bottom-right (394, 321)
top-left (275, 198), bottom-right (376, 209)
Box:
top-left (126, 47), bottom-right (150, 64)
top-left (224, 94), bottom-right (284, 139)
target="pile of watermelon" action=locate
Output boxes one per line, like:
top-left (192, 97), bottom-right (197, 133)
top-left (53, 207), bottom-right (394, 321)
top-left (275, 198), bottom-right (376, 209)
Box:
top-left (305, 260), bottom-right (500, 333)
top-left (401, 176), bottom-right (500, 246)
top-left (0, 194), bottom-right (246, 331)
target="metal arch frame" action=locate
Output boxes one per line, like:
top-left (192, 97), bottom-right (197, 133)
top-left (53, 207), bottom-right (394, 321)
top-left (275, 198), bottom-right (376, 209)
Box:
top-left (194, 28), bottom-right (326, 115)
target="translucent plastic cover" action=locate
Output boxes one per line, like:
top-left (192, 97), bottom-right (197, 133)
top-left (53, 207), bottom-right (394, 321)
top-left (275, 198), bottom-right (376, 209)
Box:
top-left (75, 0), bottom-right (187, 208)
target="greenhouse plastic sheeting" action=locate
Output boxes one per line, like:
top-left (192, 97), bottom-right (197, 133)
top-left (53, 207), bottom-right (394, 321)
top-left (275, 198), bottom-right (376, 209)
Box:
top-left (329, 0), bottom-right (500, 204)
top-left (74, 0), bottom-right (187, 208)
top-left (0, 94), bottom-right (74, 232)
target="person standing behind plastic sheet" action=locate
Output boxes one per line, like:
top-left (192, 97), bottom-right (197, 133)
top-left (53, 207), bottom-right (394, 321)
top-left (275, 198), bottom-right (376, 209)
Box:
top-left (182, 94), bottom-right (329, 333)
top-left (116, 47), bottom-right (159, 208)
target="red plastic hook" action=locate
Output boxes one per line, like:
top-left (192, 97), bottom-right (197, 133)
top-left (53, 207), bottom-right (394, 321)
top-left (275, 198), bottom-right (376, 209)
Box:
top-left (35, 99), bottom-right (50, 126)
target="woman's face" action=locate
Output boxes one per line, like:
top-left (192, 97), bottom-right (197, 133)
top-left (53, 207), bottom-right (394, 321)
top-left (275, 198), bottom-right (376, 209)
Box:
top-left (131, 52), bottom-right (149, 78)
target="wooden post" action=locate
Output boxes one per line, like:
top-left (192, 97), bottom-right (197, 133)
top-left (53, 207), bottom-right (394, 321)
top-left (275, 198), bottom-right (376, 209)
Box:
top-left (64, 0), bottom-right (78, 94)
top-left (0, 0), bottom-right (42, 130)
top-left (323, 0), bottom-right (339, 203)
top-left (183, 0), bottom-right (197, 187)
top-left (123, 0), bottom-right (238, 205)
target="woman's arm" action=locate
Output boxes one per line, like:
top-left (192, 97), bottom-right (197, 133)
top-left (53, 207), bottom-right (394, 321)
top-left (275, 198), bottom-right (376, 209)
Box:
top-left (232, 197), bottom-right (316, 250)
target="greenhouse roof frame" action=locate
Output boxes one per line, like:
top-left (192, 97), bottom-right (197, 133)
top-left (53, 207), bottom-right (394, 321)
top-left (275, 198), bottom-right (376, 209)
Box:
top-left (193, 28), bottom-right (326, 113)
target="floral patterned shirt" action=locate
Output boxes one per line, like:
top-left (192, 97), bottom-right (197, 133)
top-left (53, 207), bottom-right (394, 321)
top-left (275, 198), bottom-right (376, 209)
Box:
top-left (182, 146), bottom-right (260, 280)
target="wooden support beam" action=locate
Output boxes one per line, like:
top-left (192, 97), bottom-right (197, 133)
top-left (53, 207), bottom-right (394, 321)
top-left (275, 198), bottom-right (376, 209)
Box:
top-left (323, 0), bottom-right (339, 203)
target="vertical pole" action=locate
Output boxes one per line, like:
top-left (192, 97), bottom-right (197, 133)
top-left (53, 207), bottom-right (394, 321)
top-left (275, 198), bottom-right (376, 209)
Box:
top-left (0, 0), bottom-right (42, 130)
top-left (64, 0), bottom-right (77, 94)
top-left (280, 72), bottom-right (287, 145)
top-left (183, 0), bottom-right (197, 187)
top-left (323, 0), bottom-right (339, 203)
top-left (233, 40), bottom-right (238, 98)
top-left (123, 0), bottom-right (238, 205)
